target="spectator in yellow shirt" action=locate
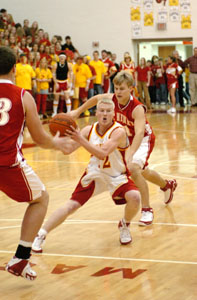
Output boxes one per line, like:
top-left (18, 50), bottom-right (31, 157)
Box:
top-left (15, 53), bottom-right (36, 94)
top-left (35, 57), bottom-right (53, 119)
top-left (73, 56), bottom-right (92, 115)
top-left (90, 51), bottom-right (106, 95)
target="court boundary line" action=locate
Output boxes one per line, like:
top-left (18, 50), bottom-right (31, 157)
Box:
top-left (1, 219), bottom-right (197, 227)
top-left (0, 250), bottom-right (197, 266)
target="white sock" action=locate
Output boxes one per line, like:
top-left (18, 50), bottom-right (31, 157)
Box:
top-left (19, 240), bottom-right (32, 248)
top-left (53, 101), bottom-right (58, 114)
top-left (123, 218), bottom-right (130, 226)
top-left (38, 228), bottom-right (47, 237)
top-left (66, 98), bottom-right (72, 112)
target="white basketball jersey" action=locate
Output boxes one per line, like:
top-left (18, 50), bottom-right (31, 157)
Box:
top-left (86, 121), bottom-right (129, 177)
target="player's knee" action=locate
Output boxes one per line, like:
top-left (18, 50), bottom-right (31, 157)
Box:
top-left (141, 167), bottom-right (150, 179)
top-left (66, 200), bottom-right (81, 214)
top-left (38, 190), bottom-right (49, 208)
top-left (30, 190), bottom-right (49, 208)
top-left (128, 163), bottom-right (141, 179)
top-left (41, 190), bottom-right (49, 207)
top-left (126, 191), bottom-right (140, 209)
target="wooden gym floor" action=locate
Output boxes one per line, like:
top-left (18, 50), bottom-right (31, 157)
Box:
top-left (0, 107), bottom-right (197, 300)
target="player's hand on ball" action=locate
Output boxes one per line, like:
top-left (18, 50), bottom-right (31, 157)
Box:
top-left (52, 131), bottom-right (73, 154)
top-left (65, 126), bottom-right (81, 142)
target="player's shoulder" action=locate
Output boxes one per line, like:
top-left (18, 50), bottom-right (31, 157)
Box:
top-left (132, 101), bottom-right (147, 117)
top-left (81, 124), bottom-right (92, 138)
top-left (23, 90), bottom-right (35, 107)
top-left (111, 122), bottom-right (126, 137)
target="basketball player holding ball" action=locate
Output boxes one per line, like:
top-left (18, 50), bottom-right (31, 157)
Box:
top-left (32, 98), bottom-right (141, 252)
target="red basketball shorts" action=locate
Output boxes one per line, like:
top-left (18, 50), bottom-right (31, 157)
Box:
top-left (56, 81), bottom-right (68, 92)
top-left (79, 87), bottom-right (88, 99)
top-left (71, 171), bottom-right (138, 206)
top-left (0, 161), bottom-right (45, 202)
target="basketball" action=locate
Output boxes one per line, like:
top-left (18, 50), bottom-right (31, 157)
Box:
top-left (49, 113), bottom-right (77, 136)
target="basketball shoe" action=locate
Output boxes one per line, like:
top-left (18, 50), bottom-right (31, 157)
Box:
top-left (6, 256), bottom-right (37, 280)
top-left (32, 233), bottom-right (46, 253)
top-left (139, 208), bottom-right (154, 226)
top-left (118, 219), bottom-right (132, 245)
top-left (167, 107), bottom-right (176, 114)
top-left (160, 179), bottom-right (177, 204)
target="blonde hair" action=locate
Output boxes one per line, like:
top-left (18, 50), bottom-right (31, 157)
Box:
top-left (97, 98), bottom-right (115, 110)
top-left (113, 70), bottom-right (133, 87)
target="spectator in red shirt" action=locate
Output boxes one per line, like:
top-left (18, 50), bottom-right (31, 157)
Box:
top-left (101, 49), bottom-right (116, 93)
top-left (0, 9), bottom-right (15, 26)
top-left (39, 43), bottom-right (46, 59)
top-left (165, 56), bottom-right (182, 114)
top-left (135, 57), bottom-right (151, 109)
top-left (39, 32), bottom-right (51, 47)
top-left (152, 58), bottom-right (167, 104)
top-left (55, 41), bottom-right (62, 55)
top-left (20, 37), bottom-right (30, 57)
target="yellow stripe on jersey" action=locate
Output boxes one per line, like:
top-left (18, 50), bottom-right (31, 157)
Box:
top-left (95, 121), bottom-right (116, 138)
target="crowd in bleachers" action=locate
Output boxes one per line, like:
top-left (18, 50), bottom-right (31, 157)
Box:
top-left (0, 8), bottom-right (195, 118)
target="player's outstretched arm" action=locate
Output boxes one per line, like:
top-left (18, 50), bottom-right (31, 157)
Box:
top-left (68, 93), bottom-right (113, 120)
top-left (23, 91), bottom-right (69, 153)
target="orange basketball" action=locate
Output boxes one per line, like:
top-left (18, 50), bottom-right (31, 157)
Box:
top-left (49, 113), bottom-right (77, 136)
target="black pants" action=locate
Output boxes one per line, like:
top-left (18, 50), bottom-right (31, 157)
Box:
top-left (178, 75), bottom-right (184, 107)
top-left (148, 85), bottom-right (156, 103)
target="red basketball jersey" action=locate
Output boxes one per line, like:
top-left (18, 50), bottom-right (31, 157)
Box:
top-left (0, 80), bottom-right (25, 166)
top-left (112, 94), bottom-right (155, 144)
top-left (119, 63), bottom-right (135, 78)
top-left (102, 58), bottom-right (115, 76)
top-left (165, 63), bottom-right (179, 89)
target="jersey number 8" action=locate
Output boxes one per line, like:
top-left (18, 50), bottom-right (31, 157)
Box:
top-left (0, 98), bottom-right (12, 126)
